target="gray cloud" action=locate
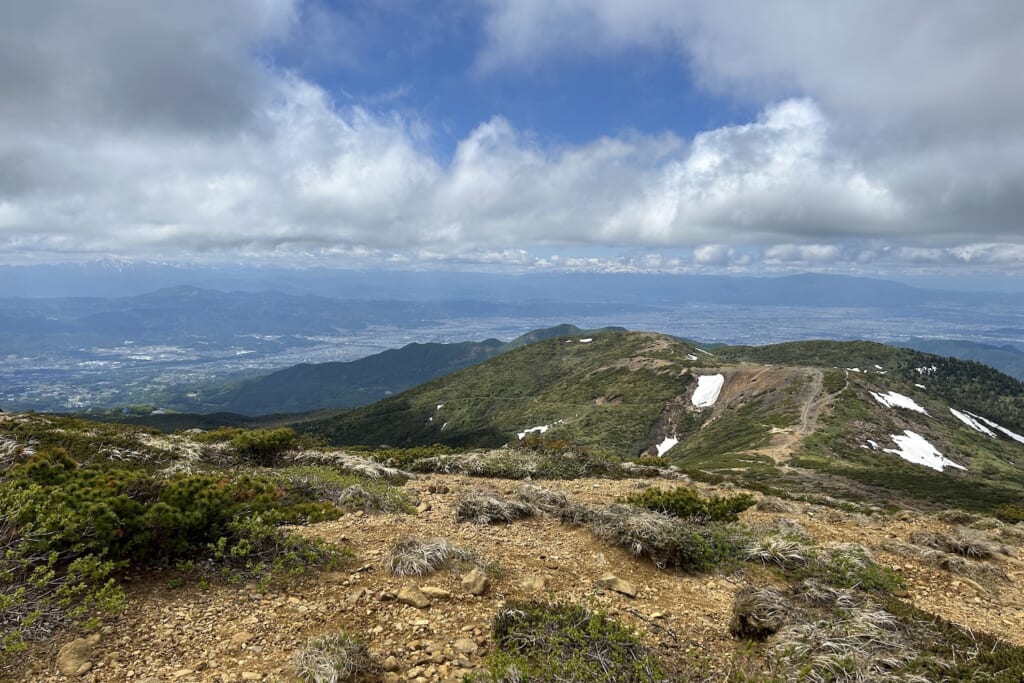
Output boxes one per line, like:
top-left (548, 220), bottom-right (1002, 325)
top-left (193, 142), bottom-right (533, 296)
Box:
top-left (1, 1), bottom-right (1022, 274)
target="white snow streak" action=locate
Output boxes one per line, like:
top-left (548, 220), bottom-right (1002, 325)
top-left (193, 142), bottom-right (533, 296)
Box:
top-left (883, 430), bottom-right (966, 472)
top-left (692, 374), bottom-right (725, 408)
top-left (578, 338), bottom-right (593, 343)
top-left (966, 411), bottom-right (1024, 445)
top-left (949, 408), bottom-right (997, 437)
top-left (870, 390), bottom-right (929, 415)
top-left (517, 425), bottom-right (550, 439)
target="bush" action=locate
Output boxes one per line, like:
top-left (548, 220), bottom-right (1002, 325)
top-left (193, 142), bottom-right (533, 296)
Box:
top-left (620, 486), bottom-right (755, 523)
top-left (0, 449), bottom-right (344, 661)
top-left (229, 428), bottom-right (297, 466)
top-left (296, 631), bottom-right (377, 683)
top-left (590, 505), bottom-right (745, 572)
top-left (729, 587), bottom-right (789, 640)
top-left (746, 536), bottom-right (904, 593)
top-left (994, 504), bottom-right (1024, 524)
top-left (485, 601), bottom-right (663, 682)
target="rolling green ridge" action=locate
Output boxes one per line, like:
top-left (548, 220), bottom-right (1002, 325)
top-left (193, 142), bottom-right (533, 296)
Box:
top-left (152, 324), bottom-right (620, 416)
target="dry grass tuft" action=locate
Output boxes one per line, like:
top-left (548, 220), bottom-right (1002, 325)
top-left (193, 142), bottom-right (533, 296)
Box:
top-left (755, 496), bottom-right (797, 513)
top-left (730, 586), bottom-right (790, 640)
top-left (745, 536), bottom-right (814, 571)
top-left (384, 538), bottom-right (476, 577)
top-left (295, 631), bottom-right (377, 683)
top-left (909, 528), bottom-right (1007, 559)
top-left (455, 494), bottom-right (538, 525)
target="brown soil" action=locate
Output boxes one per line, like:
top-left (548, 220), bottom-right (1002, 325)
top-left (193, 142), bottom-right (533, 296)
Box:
top-left (14, 472), bottom-right (1024, 683)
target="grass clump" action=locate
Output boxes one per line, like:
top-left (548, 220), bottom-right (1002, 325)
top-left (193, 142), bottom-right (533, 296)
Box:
top-left (909, 528), bottom-right (1007, 559)
top-left (729, 586), bottom-right (790, 640)
top-left (410, 449), bottom-right (622, 480)
top-left (229, 427), bottom-right (297, 466)
top-left (994, 503), bottom-right (1024, 524)
top-left (620, 485), bottom-right (754, 522)
top-left (296, 631), bottom-right (377, 683)
top-left (455, 494), bottom-right (538, 525)
top-left (482, 601), bottom-right (663, 683)
top-left (747, 536), bottom-right (904, 593)
top-left (590, 505), bottom-right (746, 572)
top-left (384, 538), bottom-right (476, 577)
top-left (274, 465), bottom-right (412, 514)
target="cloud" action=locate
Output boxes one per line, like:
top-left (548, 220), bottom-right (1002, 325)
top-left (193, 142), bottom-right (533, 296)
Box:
top-left (0, 2), bottom-right (1022, 275)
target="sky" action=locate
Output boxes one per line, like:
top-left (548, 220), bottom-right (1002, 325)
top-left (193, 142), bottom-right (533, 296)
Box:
top-left (1, 1), bottom-right (1023, 280)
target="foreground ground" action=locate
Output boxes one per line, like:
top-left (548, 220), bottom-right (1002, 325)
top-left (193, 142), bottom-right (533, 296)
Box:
top-left (14, 471), bottom-right (1024, 683)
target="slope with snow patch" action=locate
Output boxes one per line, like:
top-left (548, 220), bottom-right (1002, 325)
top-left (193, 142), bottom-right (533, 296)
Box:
top-left (883, 430), bottom-right (966, 472)
top-left (870, 390), bottom-right (929, 415)
top-left (692, 374), bottom-right (725, 408)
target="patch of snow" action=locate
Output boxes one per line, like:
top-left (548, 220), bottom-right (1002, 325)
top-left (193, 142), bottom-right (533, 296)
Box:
top-left (685, 354), bottom-right (699, 361)
top-left (966, 411), bottom-right (1024, 445)
top-left (695, 347), bottom-right (713, 356)
top-left (949, 409), bottom-right (997, 437)
top-left (866, 439), bottom-right (879, 450)
top-left (847, 367), bottom-right (862, 373)
top-left (883, 430), bottom-right (966, 472)
top-left (692, 374), bottom-right (725, 408)
top-left (578, 338), bottom-right (593, 343)
top-left (655, 436), bottom-right (678, 457)
top-left (915, 365), bottom-right (938, 375)
top-left (516, 419), bottom-right (566, 440)
top-left (874, 364), bottom-right (884, 370)
top-left (914, 383), bottom-right (926, 389)
top-left (870, 390), bottom-right (929, 415)
top-left (440, 422), bottom-right (448, 431)
top-left (436, 403), bottom-right (444, 410)
top-left (427, 416), bottom-right (433, 423)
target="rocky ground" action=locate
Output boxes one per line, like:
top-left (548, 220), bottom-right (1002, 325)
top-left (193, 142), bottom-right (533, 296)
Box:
top-left (14, 472), bottom-right (1024, 683)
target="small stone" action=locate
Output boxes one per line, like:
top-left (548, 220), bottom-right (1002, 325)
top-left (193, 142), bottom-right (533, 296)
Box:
top-left (461, 567), bottom-right (488, 596)
top-left (596, 572), bottom-right (637, 598)
top-left (420, 586), bottom-right (451, 599)
top-left (230, 630), bottom-right (254, 647)
top-left (416, 502), bottom-right (432, 514)
top-left (241, 673), bottom-right (262, 681)
top-left (397, 584), bottom-right (432, 609)
top-left (453, 638), bottom-right (478, 655)
top-left (382, 655), bottom-right (400, 671)
top-left (172, 669), bottom-right (195, 679)
top-left (347, 588), bottom-right (366, 603)
top-left (56, 634), bottom-right (101, 677)
top-left (74, 662), bottom-right (93, 676)
top-left (520, 575), bottom-right (547, 592)
top-left (384, 674), bottom-right (401, 683)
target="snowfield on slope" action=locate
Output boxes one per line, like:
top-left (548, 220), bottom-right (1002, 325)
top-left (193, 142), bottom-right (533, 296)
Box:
top-left (871, 390), bottom-right (929, 415)
top-left (883, 430), bottom-right (966, 472)
top-left (655, 436), bottom-right (678, 457)
top-left (966, 411), bottom-right (1024, 445)
top-left (692, 374), bottom-right (725, 408)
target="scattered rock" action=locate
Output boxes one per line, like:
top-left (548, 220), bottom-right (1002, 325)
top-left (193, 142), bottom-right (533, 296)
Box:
top-left (416, 501), bottom-right (432, 514)
top-left (382, 655), bottom-right (400, 671)
top-left (229, 630), bottom-right (254, 647)
top-left (398, 584), bottom-right (432, 609)
top-left (421, 586), bottom-right (452, 599)
top-left (56, 634), bottom-right (100, 677)
top-left (461, 567), bottom-right (489, 596)
top-left (520, 575), bottom-right (547, 592)
top-left (453, 638), bottom-right (478, 655)
top-left (596, 572), bottom-right (637, 598)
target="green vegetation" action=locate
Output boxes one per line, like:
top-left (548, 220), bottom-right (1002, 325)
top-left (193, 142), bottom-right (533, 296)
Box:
top-left (296, 331), bottom-right (703, 458)
top-left (620, 485), bottom-right (755, 522)
top-left (229, 427), bottom-right (297, 465)
top-left (481, 601), bottom-right (663, 683)
top-left (746, 537), bottom-right (904, 593)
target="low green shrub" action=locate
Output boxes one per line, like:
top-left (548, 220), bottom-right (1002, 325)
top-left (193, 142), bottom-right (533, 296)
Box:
top-left (483, 601), bottom-right (663, 682)
top-left (0, 448), bottom-right (344, 663)
top-left (229, 427), bottom-right (297, 466)
top-left (620, 486), bottom-right (755, 523)
top-left (994, 503), bottom-right (1024, 524)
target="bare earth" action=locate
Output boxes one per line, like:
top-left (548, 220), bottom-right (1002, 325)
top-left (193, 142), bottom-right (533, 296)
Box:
top-left (15, 472), bottom-right (1024, 683)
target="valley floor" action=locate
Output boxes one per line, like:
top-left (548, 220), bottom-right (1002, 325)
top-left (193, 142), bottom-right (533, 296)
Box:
top-left (15, 473), bottom-right (1024, 683)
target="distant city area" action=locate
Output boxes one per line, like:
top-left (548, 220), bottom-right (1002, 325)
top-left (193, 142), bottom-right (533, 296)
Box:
top-left (3, 297), bottom-right (1021, 413)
